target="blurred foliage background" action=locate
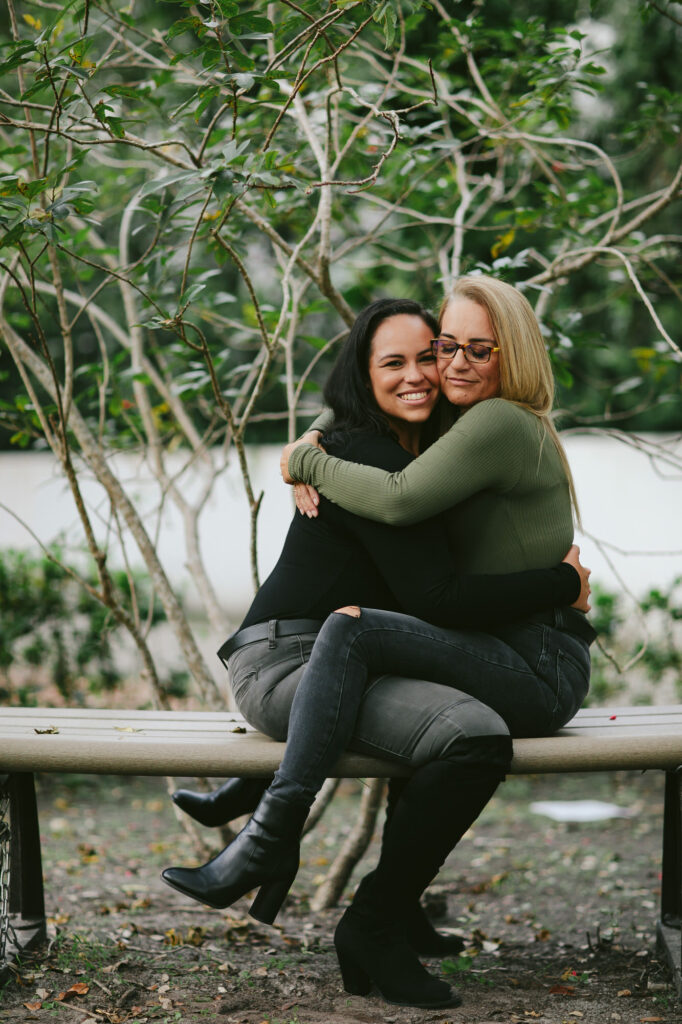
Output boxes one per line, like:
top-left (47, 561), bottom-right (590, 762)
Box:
top-left (0, 0), bottom-right (680, 707)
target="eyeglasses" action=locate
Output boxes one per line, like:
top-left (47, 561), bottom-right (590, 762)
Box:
top-left (431, 338), bottom-right (500, 365)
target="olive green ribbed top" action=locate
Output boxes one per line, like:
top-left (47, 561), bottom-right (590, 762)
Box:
top-left (290, 398), bottom-right (574, 574)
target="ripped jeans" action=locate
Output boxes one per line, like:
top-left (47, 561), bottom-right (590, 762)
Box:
top-left (227, 607), bottom-right (591, 808)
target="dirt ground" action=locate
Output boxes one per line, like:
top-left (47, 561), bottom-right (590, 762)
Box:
top-left (0, 770), bottom-right (679, 1024)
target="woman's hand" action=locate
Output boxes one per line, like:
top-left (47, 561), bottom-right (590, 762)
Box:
top-left (563, 544), bottom-right (592, 612)
top-left (294, 483), bottom-right (320, 518)
top-left (280, 430), bottom-right (324, 485)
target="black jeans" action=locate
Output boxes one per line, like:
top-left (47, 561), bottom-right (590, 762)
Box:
top-left (228, 607), bottom-right (591, 806)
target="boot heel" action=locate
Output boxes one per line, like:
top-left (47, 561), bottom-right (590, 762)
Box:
top-left (336, 949), bottom-right (372, 996)
top-left (249, 874), bottom-right (293, 924)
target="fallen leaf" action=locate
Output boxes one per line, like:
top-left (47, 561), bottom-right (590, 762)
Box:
top-left (549, 983), bottom-right (575, 995)
top-left (34, 726), bottom-right (59, 734)
top-left (23, 1002), bottom-right (43, 1010)
top-left (231, 725), bottom-right (247, 733)
top-left (618, 989), bottom-right (632, 997)
top-left (103, 959), bottom-right (129, 974)
top-left (55, 982), bottom-right (89, 1001)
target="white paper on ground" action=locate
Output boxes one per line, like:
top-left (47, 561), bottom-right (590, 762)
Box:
top-left (529, 799), bottom-right (634, 822)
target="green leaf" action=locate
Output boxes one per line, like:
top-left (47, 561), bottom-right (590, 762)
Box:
top-left (0, 223), bottom-right (25, 248)
top-left (228, 13), bottom-right (274, 36)
top-left (167, 16), bottom-right (203, 41)
top-left (0, 41), bottom-right (36, 74)
top-left (179, 282), bottom-right (206, 307)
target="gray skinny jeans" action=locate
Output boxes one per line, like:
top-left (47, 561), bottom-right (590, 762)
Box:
top-left (227, 608), bottom-right (591, 807)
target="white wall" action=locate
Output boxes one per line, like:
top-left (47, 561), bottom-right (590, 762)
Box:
top-left (567, 433), bottom-right (682, 599)
top-left (1, 434), bottom-right (681, 626)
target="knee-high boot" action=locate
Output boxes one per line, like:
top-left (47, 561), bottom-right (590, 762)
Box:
top-left (382, 778), bottom-right (465, 957)
top-left (172, 777), bottom-right (271, 827)
top-left (334, 758), bottom-right (505, 1008)
top-left (162, 789), bottom-right (308, 923)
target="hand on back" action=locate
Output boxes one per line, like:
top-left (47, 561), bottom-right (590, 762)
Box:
top-left (563, 544), bottom-right (591, 613)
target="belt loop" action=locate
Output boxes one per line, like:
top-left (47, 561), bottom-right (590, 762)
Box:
top-left (267, 619), bottom-right (277, 649)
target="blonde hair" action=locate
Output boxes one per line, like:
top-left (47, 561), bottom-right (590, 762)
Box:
top-left (440, 275), bottom-right (580, 523)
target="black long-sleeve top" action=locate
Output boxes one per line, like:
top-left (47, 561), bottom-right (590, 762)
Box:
top-left (240, 431), bottom-right (579, 631)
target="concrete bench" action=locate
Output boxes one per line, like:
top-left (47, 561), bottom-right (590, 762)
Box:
top-left (1, 704), bottom-right (681, 992)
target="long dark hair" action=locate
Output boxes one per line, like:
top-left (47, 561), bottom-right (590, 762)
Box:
top-left (323, 298), bottom-right (440, 447)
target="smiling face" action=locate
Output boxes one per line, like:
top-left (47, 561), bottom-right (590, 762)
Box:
top-left (367, 314), bottom-right (440, 453)
top-left (438, 297), bottom-right (501, 411)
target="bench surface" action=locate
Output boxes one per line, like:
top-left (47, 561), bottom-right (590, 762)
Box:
top-left (1, 704), bottom-right (682, 777)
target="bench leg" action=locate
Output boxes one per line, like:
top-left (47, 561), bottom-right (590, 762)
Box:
top-left (656, 766), bottom-right (682, 997)
top-left (0, 773), bottom-right (47, 984)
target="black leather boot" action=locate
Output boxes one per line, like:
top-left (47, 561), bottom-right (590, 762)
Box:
top-left (404, 901), bottom-right (465, 957)
top-left (171, 777), bottom-right (270, 827)
top-left (354, 871), bottom-right (465, 957)
top-left (161, 790), bottom-right (308, 923)
top-left (334, 899), bottom-right (460, 1008)
top-left (382, 780), bottom-right (465, 956)
top-left (334, 757), bottom-right (507, 1006)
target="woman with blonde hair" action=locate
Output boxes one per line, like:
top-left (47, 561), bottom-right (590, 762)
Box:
top-left (164, 280), bottom-right (594, 1010)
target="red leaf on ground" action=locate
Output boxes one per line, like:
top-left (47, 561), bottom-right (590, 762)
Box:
top-left (549, 983), bottom-right (575, 995)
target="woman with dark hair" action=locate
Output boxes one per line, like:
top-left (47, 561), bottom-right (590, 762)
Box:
top-left (164, 294), bottom-right (590, 1010)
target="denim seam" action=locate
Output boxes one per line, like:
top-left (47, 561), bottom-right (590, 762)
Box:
top-left (352, 623), bottom-right (538, 677)
top-left (283, 617), bottom-right (361, 789)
